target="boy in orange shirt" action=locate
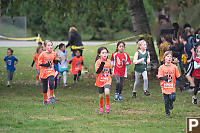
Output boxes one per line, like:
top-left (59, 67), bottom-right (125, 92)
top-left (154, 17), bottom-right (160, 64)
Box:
top-left (158, 51), bottom-right (183, 118)
top-left (69, 50), bottom-right (84, 84)
top-left (38, 40), bottom-right (57, 105)
top-left (95, 47), bottom-right (112, 114)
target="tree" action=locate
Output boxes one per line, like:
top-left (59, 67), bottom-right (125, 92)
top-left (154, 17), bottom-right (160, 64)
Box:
top-left (128, 0), bottom-right (159, 73)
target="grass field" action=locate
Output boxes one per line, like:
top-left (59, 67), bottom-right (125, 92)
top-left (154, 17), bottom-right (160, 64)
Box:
top-left (0, 45), bottom-right (200, 133)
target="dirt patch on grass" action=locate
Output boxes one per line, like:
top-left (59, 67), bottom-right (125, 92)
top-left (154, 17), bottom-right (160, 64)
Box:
top-left (115, 109), bottom-right (148, 115)
top-left (30, 115), bottom-right (75, 121)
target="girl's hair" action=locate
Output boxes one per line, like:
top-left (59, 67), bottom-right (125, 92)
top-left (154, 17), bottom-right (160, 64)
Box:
top-left (36, 46), bottom-right (42, 54)
top-left (136, 39), bottom-right (146, 50)
top-left (44, 40), bottom-right (53, 47)
top-left (162, 51), bottom-right (173, 62)
top-left (7, 48), bottom-right (13, 55)
top-left (54, 43), bottom-right (65, 50)
top-left (75, 49), bottom-right (81, 55)
top-left (95, 47), bottom-right (109, 62)
top-left (116, 41), bottom-right (125, 52)
top-left (38, 42), bottom-right (42, 46)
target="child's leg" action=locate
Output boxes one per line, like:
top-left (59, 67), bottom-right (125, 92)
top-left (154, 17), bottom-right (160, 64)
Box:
top-left (7, 70), bottom-right (11, 86)
top-left (63, 71), bottom-right (67, 85)
top-left (104, 85), bottom-right (110, 105)
top-left (132, 71), bottom-right (141, 92)
top-left (163, 94), bottom-right (170, 115)
top-left (142, 71), bottom-right (148, 92)
top-left (42, 78), bottom-right (48, 102)
top-left (119, 77), bottom-right (125, 94)
top-left (98, 87), bottom-right (104, 113)
top-left (114, 75), bottom-right (120, 94)
top-left (74, 74), bottom-right (77, 82)
top-left (194, 78), bottom-right (200, 98)
top-left (48, 76), bottom-right (55, 98)
top-left (77, 70), bottom-right (81, 81)
top-left (105, 85), bottom-right (111, 113)
top-left (54, 77), bottom-right (57, 90)
top-left (169, 93), bottom-right (176, 102)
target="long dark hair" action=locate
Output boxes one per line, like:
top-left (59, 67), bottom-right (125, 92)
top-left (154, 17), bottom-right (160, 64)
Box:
top-left (116, 41), bottom-right (125, 52)
top-left (54, 43), bottom-right (65, 50)
top-left (95, 47), bottom-right (109, 62)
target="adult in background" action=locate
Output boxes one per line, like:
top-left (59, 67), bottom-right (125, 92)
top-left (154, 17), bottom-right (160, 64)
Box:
top-left (66, 27), bottom-right (83, 58)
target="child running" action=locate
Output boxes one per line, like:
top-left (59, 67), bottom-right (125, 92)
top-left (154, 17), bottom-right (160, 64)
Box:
top-left (56, 43), bottom-right (68, 87)
top-left (111, 41), bottom-right (131, 101)
top-left (158, 51), bottom-right (183, 118)
top-left (192, 46), bottom-right (200, 104)
top-left (38, 40), bottom-right (56, 105)
top-left (4, 48), bottom-right (18, 87)
top-left (31, 46), bottom-right (43, 86)
top-left (95, 47), bottom-right (112, 114)
top-left (69, 50), bottom-right (84, 84)
top-left (132, 39), bottom-right (150, 98)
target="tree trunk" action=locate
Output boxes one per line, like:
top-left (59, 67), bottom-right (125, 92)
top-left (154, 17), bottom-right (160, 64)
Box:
top-left (128, 0), bottom-right (159, 73)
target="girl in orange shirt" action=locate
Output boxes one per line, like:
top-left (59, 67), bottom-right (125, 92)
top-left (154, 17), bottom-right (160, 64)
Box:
top-left (95, 47), bottom-right (112, 114)
top-left (158, 51), bottom-right (183, 118)
top-left (69, 50), bottom-right (84, 84)
top-left (31, 46), bottom-right (43, 86)
top-left (38, 40), bottom-right (57, 105)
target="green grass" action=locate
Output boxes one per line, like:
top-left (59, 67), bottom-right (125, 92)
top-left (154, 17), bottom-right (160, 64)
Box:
top-left (0, 45), bottom-right (199, 133)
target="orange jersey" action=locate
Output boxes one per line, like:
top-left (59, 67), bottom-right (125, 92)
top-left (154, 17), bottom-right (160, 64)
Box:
top-left (38, 51), bottom-right (56, 79)
top-left (95, 59), bottom-right (112, 87)
top-left (158, 63), bottom-right (180, 94)
top-left (71, 56), bottom-right (83, 75)
top-left (33, 53), bottom-right (40, 69)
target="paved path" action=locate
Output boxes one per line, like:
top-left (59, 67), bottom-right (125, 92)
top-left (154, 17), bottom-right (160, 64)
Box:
top-left (0, 40), bottom-right (136, 47)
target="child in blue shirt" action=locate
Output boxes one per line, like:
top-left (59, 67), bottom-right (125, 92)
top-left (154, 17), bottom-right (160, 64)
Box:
top-left (4, 48), bottom-right (18, 87)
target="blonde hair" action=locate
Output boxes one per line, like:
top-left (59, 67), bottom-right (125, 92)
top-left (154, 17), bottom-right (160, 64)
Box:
top-left (69, 27), bottom-right (78, 33)
top-left (162, 51), bottom-right (172, 62)
top-left (137, 40), bottom-right (146, 50)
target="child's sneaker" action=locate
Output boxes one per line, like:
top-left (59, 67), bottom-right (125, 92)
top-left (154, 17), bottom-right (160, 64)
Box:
top-left (114, 93), bottom-right (119, 101)
top-left (144, 90), bottom-right (150, 96)
top-left (166, 113), bottom-right (171, 118)
top-left (99, 107), bottom-right (104, 114)
top-left (132, 92), bottom-right (136, 98)
top-left (118, 94), bottom-right (123, 101)
top-left (43, 101), bottom-right (48, 106)
top-left (105, 105), bottom-right (110, 113)
top-left (192, 96), bottom-right (197, 104)
top-left (64, 83), bottom-right (68, 87)
top-left (50, 97), bottom-right (56, 104)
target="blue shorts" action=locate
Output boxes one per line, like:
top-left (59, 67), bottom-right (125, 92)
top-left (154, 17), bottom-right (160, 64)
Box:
top-left (59, 68), bottom-right (68, 76)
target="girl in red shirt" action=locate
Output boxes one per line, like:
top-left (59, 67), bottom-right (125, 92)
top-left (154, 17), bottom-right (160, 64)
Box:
top-left (95, 47), bottom-right (112, 114)
top-left (111, 41), bottom-right (131, 101)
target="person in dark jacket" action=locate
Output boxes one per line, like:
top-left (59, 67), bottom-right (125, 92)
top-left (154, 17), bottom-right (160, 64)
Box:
top-left (66, 27), bottom-right (83, 57)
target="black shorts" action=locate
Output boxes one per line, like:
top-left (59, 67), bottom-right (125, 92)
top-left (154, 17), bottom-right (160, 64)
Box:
top-left (98, 84), bottom-right (110, 94)
top-left (185, 62), bottom-right (194, 76)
